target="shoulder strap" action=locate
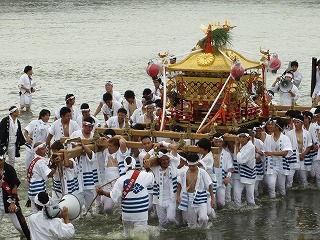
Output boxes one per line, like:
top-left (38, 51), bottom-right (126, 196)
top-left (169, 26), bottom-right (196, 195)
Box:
top-left (0, 171), bottom-right (12, 195)
top-left (121, 170), bottom-right (140, 201)
top-left (27, 157), bottom-right (41, 183)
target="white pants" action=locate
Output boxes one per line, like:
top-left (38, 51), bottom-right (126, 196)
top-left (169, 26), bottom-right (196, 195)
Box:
top-left (233, 179), bottom-right (255, 207)
top-left (266, 171), bottom-right (286, 198)
top-left (101, 195), bottom-right (115, 213)
top-left (25, 147), bottom-right (35, 173)
top-left (186, 193), bottom-right (208, 228)
top-left (7, 143), bottom-right (16, 167)
top-left (298, 170), bottom-right (309, 188)
top-left (286, 170), bottom-right (296, 188)
top-left (76, 189), bottom-right (95, 215)
top-left (225, 182), bottom-right (232, 203)
top-left (0, 207), bottom-right (23, 234)
top-left (216, 186), bottom-right (226, 208)
top-left (313, 161), bottom-right (320, 189)
top-left (101, 184), bottom-right (116, 213)
top-left (155, 199), bottom-right (176, 227)
top-left (20, 93), bottom-right (32, 108)
top-left (122, 220), bottom-right (148, 238)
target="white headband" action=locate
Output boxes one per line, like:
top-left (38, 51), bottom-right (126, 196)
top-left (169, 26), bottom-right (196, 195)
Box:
top-left (252, 126), bottom-right (262, 133)
top-left (266, 91), bottom-right (273, 97)
top-left (213, 136), bottom-right (223, 141)
top-left (83, 121), bottom-right (94, 126)
top-left (284, 73), bottom-right (293, 78)
top-left (9, 107), bottom-right (18, 114)
top-left (105, 81), bottom-right (113, 86)
top-left (293, 118), bottom-right (303, 123)
top-left (157, 151), bottom-right (171, 159)
top-left (187, 160), bottom-right (198, 166)
top-left (237, 133), bottom-right (250, 138)
top-left (34, 143), bottom-right (46, 152)
top-left (124, 157), bottom-right (136, 171)
top-left (273, 120), bottom-right (283, 129)
top-left (66, 96), bottom-right (75, 101)
top-left (145, 103), bottom-right (155, 108)
top-left (81, 108), bottom-right (90, 112)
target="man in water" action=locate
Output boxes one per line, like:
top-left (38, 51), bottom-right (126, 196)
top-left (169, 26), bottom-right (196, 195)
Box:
top-left (96, 156), bottom-right (154, 238)
top-left (28, 192), bottom-right (75, 240)
top-left (0, 106), bottom-right (26, 167)
top-left (18, 65), bottom-right (35, 111)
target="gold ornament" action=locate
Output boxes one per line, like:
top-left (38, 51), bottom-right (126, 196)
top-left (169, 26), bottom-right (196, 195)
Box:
top-left (197, 53), bottom-right (215, 66)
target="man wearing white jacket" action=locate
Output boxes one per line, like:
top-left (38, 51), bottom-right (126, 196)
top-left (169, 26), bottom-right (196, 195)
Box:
top-left (233, 128), bottom-right (256, 207)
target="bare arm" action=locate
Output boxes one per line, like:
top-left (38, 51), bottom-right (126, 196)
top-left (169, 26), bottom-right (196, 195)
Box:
top-left (176, 183), bottom-right (182, 205)
top-left (82, 142), bottom-right (93, 159)
top-left (93, 102), bottom-right (103, 117)
top-left (208, 184), bottom-right (215, 208)
top-left (24, 130), bottom-right (32, 144)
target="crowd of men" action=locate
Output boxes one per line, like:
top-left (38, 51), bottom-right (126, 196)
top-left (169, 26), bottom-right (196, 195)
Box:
top-left (1, 63), bottom-right (320, 239)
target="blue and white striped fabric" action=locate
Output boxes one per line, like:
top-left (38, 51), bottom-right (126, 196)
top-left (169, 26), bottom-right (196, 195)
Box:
top-left (28, 180), bottom-right (46, 197)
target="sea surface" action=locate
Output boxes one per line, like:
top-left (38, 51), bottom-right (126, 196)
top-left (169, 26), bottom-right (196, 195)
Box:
top-left (0, 0), bottom-right (320, 239)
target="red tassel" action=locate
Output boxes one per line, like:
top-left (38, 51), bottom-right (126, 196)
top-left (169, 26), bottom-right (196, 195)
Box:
top-left (205, 30), bottom-right (213, 54)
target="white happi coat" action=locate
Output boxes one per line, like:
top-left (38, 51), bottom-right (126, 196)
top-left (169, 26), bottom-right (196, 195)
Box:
top-left (286, 128), bottom-right (313, 171)
top-left (151, 163), bottom-right (178, 206)
top-left (214, 148), bottom-right (233, 187)
top-left (122, 99), bottom-right (143, 118)
top-left (104, 147), bottom-right (130, 179)
top-left (110, 170), bottom-right (154, 222)
top-left (55, 105), bottom-right (80, 121)
top-left (139, 149), bottom-right (156, 195)
top-left (70, 130), bottom-right (97, 190)
top-left (106, 116), bottom-right (125, 129)
top-left (52, 158), bottom-right (80, 198)
top-left (178, 168), bottom-right (212, 211)
top-left (76, 115), bottom-right (101, 130)
top-left (18, 73), bottom-right (32, 94)
top-left (254, 138), bottom-right (265, 181)
top-left (271, 84), bottom-right (300, 105)
top-left (28, 155), bottom-right (51, 200)
top-left (25, 119), bottom-right (50, 147)
top-left (131, 107), bottom-right (145, 126)
top-left (28, 211), bottom-right (75, 240)
top-left (263, 133), bottom-right (293, 175)
top-left (48, 119), bottom-right (80, 141)
top-left (308, 122), bottom-right (320, 162)
top-left (99, 91), bottom-right (122, 104)
top-left (24, 119), bottom-right (50, 169)
top-left (102, 101), bottom-right (122, 119)
top-left (236, 140), bottom-right (256, 184)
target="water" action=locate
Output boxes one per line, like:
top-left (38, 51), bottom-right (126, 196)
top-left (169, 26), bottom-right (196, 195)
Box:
top-left (1, 0), bottom-right (320, 239)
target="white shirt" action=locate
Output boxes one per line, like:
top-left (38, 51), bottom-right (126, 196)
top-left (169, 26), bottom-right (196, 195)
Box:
top-left (28, 211), bottom-right (75, 240)
top-left (76, 115), bottom-right (101, 130)
top-left (8, 115), bottom-right (18, 144)
top-left (313, 68), bottom-right (320, 98)
top-left (102, 101), bottom-right (122, 119)
top-left (55, 105), bottom-right (81, 122)
top-left (48, 119), bottom-right (80, 141)
top-left (99, 91), bottom-right (122, 103)
top-left (18, 73), bottom-right (32, 94)
top-left (271, 83), bottom-right (300, 105)
top-left (131, 107), bottom-right (146, 126)
top-left (292, 70), bottom-right (303, 88)
top-left (105, 116), bottom-right (125, 129)
top-left (24, 119), bottom-right (50, 147)
top-left (122, 99), bottom-right (143, 117)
